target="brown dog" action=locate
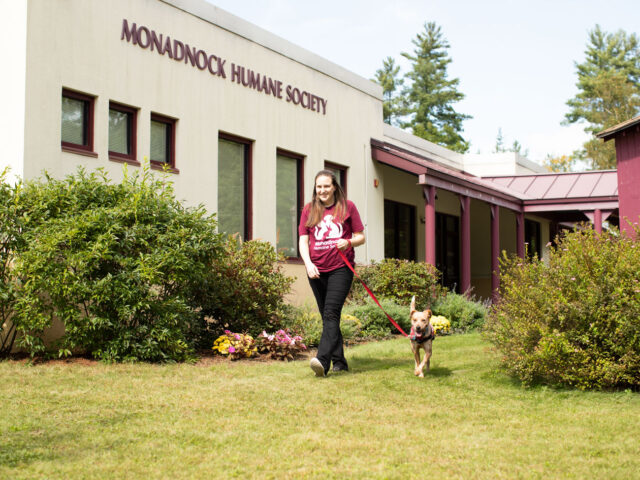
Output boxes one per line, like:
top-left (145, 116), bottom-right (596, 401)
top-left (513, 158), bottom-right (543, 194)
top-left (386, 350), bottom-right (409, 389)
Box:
top-left (409, 295), bottom-right (434, 377)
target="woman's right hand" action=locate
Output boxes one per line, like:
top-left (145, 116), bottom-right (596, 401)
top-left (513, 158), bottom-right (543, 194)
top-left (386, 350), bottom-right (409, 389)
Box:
top-left (305, 262), bottom-right (320, 279)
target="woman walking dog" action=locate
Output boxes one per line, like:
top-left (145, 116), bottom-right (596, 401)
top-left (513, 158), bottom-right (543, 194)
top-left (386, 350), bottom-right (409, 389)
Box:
top-left (299, 170), bottom-right (365, 377)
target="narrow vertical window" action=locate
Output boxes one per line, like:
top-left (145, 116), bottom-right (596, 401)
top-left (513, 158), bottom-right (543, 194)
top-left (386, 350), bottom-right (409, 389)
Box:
top-left (150, 113), bottom-right (176, 168)
top-left (218, 134), bottom-right (252, 240)
top-left (109, 102), bottom-right (137, 162)
top-left (525, 219), bottom-right (541, 259)
top-left (324, 161), bottom-right (347, 194)
top-left (61, 89), bottom-right (95, 154)
top-left (276, 150), bottom-right (303, 258)
top-left (384, 199), bottom-right (416, 261)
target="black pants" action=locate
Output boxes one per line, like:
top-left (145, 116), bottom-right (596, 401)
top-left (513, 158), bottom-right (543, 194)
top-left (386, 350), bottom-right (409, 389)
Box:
top-left (308, 266), bottom-right (354, 373)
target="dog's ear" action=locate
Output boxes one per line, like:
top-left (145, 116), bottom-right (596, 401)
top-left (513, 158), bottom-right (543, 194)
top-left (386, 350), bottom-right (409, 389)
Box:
top-left (410, 295), bottom-right (416, 315)
top-left (424, 308), bottom-right (432, 319)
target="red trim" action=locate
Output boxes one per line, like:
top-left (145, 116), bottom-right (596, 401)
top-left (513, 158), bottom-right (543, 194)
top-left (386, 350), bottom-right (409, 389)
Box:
top-left (61, 88), bottom-right (95, 154)
top-left (108, 101), bottom-right (138, 162)
top-left (150, 113), bottom-right (176, 169)
top-left (459, 195), bottom-right (471, 294)
top-left (491, 205), bottom-right (500, 300)
top-left (219, 132), bottom-right (253, 240)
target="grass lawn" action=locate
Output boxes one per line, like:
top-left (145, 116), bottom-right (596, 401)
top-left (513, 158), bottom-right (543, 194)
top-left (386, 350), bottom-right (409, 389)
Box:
top-left (2, 333), bottom-right (639, 479)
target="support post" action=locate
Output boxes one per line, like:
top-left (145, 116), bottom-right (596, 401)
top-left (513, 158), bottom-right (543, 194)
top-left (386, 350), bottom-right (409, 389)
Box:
top-left (516, 211), bottom-right (525, 259)
top-left (424, 185), bottom-right (436, 267)
top-left (459, 195), bottom-right (471, 295)
top-left (490, 204), bottom-right (500, 300)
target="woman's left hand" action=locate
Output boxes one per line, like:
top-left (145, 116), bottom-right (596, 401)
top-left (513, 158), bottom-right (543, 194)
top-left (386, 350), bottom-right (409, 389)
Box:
top-left (336, 239), bottom-right (351, 251)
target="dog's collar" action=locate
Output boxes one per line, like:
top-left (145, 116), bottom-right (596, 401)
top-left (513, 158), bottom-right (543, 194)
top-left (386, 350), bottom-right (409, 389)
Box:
top-left (410, 325), bottom-right (435, 343)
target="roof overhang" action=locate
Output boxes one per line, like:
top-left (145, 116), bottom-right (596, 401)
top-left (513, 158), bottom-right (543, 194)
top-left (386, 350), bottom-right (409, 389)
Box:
top-left (597, 116), bottom-right (640, 141)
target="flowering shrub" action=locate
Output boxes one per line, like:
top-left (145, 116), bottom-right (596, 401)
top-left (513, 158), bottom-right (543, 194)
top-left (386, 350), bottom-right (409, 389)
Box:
top-left (212, 330), bottom-right (257, 360)
top-left (258, 329), bottom-right (307, 361)
top-left (485, 226), bottom-right (640, 390)
top-left (430, 315), bottom-right (451, 335)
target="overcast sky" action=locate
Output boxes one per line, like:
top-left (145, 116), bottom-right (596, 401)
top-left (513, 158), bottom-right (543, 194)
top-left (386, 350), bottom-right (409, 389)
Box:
top-left (206, 0), bottom-right (638, 164)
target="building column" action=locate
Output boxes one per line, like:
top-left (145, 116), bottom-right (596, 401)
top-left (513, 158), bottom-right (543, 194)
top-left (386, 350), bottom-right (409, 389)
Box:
top-left (424, 185), bottom-right (436, 266)
top-left (491, 204), bottom-right (500, 300)
top-left (516, 211), bottom-right (525, 258)
top-left (459, 195), bottom-right (471, 295)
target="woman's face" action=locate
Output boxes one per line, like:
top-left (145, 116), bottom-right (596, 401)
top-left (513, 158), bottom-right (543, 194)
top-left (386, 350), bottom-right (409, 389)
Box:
top-left (315, 175), bottom-right (336, 206)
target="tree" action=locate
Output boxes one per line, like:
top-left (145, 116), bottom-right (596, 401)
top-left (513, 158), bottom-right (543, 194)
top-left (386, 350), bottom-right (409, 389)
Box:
top-left (401, 22), bottom-right (471, 153)
top-left (543, 154), bottom-right (578, 172)
top-left (373, 56), bottom-right (405, 126)
top-left (494, 128), bottom-right (505, 153)
top-left (494, 128), bottom-right (529, 157)
top-left (564, 25), bottom-right (640, 170)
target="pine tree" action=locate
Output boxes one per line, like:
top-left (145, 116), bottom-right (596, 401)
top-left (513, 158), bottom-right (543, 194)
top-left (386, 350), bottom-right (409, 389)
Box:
top-left (401, 22), bottom-right (471, 153)
top-left (373, 57), bottom-right (405, 126)
top-left (565, 25), bottom-right (640, 170)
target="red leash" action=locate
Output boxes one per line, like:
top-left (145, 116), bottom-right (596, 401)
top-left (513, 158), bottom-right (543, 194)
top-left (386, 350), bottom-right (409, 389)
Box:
top-left (335, 247), bottom-right (409, 338)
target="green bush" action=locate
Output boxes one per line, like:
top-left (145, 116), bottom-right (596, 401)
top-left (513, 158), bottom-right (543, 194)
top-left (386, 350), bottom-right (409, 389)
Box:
top-left (432, 292), bottom-right (488, 333)
top-left (348, 258), bottom-right (444, 307)
top-left (194, 238), bottom-right (294, 339)
top-left (282, 303), bottom-right (364, 346)
top-left (484, 226), bottom-right (640, 390)
top-left (0, 169), bottom-right (22, 355)
top-left (343, 299), bottom-right (409, 339)
top-left (11, 167), bottom-right (226, 362)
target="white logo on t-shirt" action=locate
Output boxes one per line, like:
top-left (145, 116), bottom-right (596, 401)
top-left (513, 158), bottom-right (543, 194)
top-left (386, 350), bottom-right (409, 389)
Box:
top-left (314, 214), bottom-right (343, 240)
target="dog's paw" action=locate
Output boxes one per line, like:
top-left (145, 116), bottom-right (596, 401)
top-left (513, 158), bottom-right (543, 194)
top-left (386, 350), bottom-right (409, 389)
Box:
top-left (418, 372), bottom-right (425, 378)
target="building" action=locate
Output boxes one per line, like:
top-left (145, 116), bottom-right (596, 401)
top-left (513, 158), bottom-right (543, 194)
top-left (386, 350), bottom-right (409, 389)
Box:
top-left (1, 0), bottom-right (623, 304)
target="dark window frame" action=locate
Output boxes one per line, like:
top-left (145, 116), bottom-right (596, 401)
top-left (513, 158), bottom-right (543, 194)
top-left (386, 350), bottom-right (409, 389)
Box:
top-left (150, 113), bottom-right (178, 173)
top-left (324, 161), bottom-right (347, 196)
top-left (384, 199), bottom-right (416, 261)
top-left (61, 88), bottom-right (97, 157)
top-left (276, 148), bottom-right (304, 260)
top-left (108, 102), bottom-right (138, 165)
top-left (218, 132), bottom-right (253, 241)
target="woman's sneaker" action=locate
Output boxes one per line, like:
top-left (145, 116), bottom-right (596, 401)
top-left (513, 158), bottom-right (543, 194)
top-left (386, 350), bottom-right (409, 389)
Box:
top-left (310, 357), bottom-right (326, 377)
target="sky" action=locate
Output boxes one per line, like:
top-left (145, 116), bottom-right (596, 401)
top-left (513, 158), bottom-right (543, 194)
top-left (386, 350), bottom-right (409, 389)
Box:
top-left (205, 0), bottom-right (639, 165)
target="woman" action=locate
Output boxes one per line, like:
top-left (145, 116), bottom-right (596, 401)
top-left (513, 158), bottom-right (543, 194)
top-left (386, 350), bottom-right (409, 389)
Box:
top-left (298, 170), bottom-right (365, 377)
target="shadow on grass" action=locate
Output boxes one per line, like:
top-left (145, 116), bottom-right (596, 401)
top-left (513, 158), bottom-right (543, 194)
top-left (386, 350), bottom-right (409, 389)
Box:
top-left (346, 356), bottom-right (452, 378)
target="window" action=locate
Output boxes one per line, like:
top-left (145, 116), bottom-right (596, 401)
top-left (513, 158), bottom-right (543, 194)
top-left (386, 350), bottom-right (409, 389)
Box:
top-left (525, 219), bottom-right (541, 259)
top-left (384, 200), bottom-right (416, 261)
top-left (436, 212), bottom-right (460, 292)
top-left (324, 161), bottom-right (347, 194)
top-left (109, 102), bottom-right (137, 163)
top-left (218, 133), bottom-right (252, 240)
top-left (150, 113), bottom-right (176, 168)
top-left (276, 150), bottom-right (303, 258)
top-left (61, 89), bottom-right (95, 155)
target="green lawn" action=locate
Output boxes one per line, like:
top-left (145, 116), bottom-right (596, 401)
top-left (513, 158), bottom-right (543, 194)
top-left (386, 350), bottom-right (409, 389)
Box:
top-left (2, 333), bottom-right (639, 479)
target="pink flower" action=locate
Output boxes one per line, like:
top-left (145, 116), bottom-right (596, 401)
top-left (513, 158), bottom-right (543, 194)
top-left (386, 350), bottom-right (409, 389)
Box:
top-left (228, 346), bottom-right (236, 353)
top-left (234, 334), bottom-right (241, 340)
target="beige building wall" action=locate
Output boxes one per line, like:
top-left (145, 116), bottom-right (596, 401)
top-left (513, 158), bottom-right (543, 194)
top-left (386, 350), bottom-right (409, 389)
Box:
top-left (19, 0), bottom-right (385, 304)
top-left (1, 0), bottom-right (27, 185)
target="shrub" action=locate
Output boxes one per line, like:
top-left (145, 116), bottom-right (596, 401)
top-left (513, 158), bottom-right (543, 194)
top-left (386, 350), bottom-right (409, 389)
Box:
top-left (431, 292), bottom-right (488, 333)
top-left (212, 331), bottom-right (257, 360)
top-left (348, 258), bottom-right (444, 307)
top-left (343, 299), bottom-right (409, 339)
top-left (11, 166), bottom-right (225, 362)
top-left (0, 169), bottom-right (22, 355)
top-left (257, 329), bottom-right (307, 361)
top-left (196, 238), bottom-right (294, 339)
top-left (484, 226), bottom-right (640, 390)
top-left (281, 303), bottom-right (362, 346)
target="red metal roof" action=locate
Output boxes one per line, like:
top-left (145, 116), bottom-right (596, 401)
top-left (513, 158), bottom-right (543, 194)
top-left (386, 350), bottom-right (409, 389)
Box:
top-left (482, 170), bottom-right (618, 200)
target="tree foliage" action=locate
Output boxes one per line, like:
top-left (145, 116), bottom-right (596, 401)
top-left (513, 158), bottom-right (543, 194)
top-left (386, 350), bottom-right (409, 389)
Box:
top-left (565, 25), bottom-right (640, 170)
top-left (373, 56), bottom-right (406, 126)
top-left (400, 22), bottom-right (471, 153)
top-left (542, 154), bottom-right (578, 173)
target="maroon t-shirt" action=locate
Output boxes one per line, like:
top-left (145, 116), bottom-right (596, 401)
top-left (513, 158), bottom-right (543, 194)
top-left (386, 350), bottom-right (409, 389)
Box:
top-left (298, 200), bottom-right (364, 272)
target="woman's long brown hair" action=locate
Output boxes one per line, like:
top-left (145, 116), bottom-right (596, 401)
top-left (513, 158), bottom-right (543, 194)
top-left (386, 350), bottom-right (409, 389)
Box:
top-left (305, 170), bottom-right (348, 228)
